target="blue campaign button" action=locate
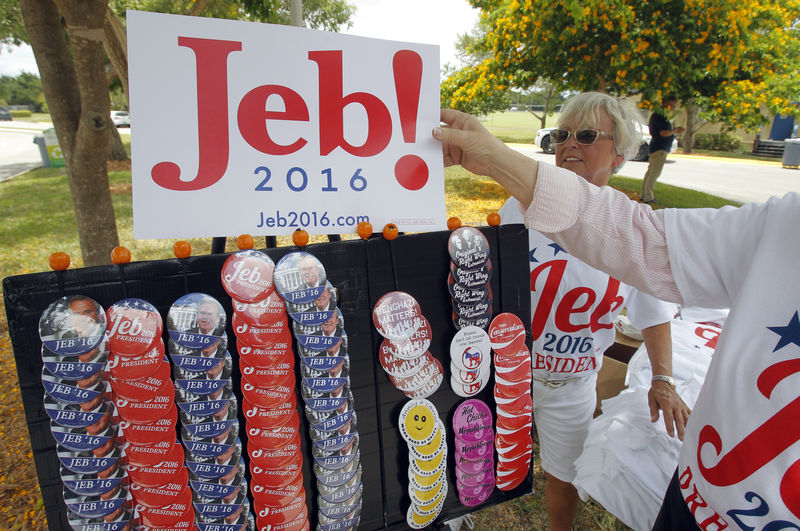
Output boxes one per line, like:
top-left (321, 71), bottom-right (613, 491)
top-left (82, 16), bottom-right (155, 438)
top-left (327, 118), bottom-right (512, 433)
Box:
top-left (320, 481), bottom-right (362, 505)
top-left (302, 376), bottom-right (349, 394)
top-left (39, 296), bottom-right (107, 356)
top-left (177, 397), bottom-right (230, 418)
top-left (196, 523), bottom-right (248, 531)
top-left (316, 464), bottom-right (361, 488)
top-left (61, 466), bottom-right (124, 497)
top-left (42, 376), bottom-right (105, 405)
top-left (295, 333), bottom-right (343, 352)
top-left (319, 516), bottom-right (360, 531)
top-left (313, 432), bottom-right (357, 453)
top-left (182, 435), bottom-right (241, 460)
top-left (313, 448), bottom-right (359, 471)
top-left (167, 293), bottom-right (226, 348)
top-left (274, 252), bottom-right (328, 303)
top-left (183, 418), bottom-right (237, 439)
top-left (304, 394), bottom-right (350, 412)
top-left (50, 424), bottom-right (113, 453)
top-left (289, 309), bottom-right (335, 327)
top-left (300, 356), bottom-right (347, 371)
top-left (44, 395), bottom-right (110, 429)
top-left (167, 330), bottom-right (222, 350)
top-left (58, 448), bottom-right (120, 475)
top-left (64, 491), bottom-right (126, 520)
top-left (42, 335), bottom-right (106, 358)
top-left (43, 359), bottom-right (106, 381)
top-left (319, 502), bottom-right (361, 521)
top-left (193, 499), bottom-right (244, 518)
top-left (68, 517), bottom-right (132, 531)
top-left (189, 478), bottom-right (241, 500)
top-left (175, 377), bottom-right (230, 397)
top-left (169, 350), bottom-right (227, 372)
top-left (186, 458), bottom-right (239, 480)
top-left (311, 409), bottom-right (354, 433)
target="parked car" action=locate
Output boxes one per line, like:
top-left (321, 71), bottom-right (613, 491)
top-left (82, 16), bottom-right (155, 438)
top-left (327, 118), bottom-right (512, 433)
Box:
top-left (534, 121), bottom-right (677, 161)
top-left (0, 106), bottom-right (12, 121)
top-left (110, 110), bottom-right (130, 127)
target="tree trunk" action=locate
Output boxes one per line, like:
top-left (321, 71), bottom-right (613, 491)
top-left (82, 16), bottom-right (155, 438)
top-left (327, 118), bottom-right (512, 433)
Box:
top-left (683, 100), bottom-right (695, 154)
top-left (103, 7), bottom-right (128, 101)
top-left (108, 123), bottom-right (128, 160)
top-left (23, 0), bottom-right (119, 267)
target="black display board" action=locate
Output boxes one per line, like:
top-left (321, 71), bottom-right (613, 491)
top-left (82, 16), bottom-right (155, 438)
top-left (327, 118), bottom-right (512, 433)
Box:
top-left (4, 225), bottom-right (533, 530)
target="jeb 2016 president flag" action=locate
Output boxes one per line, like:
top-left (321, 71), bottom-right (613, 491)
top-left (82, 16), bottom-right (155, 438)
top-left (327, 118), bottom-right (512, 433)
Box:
top-left (127, 10), bottom-right (445, 239)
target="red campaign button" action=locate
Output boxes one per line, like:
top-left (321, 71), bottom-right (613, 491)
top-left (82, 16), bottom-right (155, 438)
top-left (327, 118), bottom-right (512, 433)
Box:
top-left (248, 436), bottom-right (302, 470)
top-left (246, 416), bottom-right (301, 451)
top-left (131, 466), bottom-right (189, 507)
top-left (238, 338), bottom-right (294, 369)
top-left (496, 461), bottom-right (530, 492)
top-left (251, 477), bottom-right (304, 508)
top-left (488, 313), bottom-right (526, 354)
top-left (495, 435), bottom-right (533, 462)
top-left (496, 446), bottom-right (533, 469)
top-left (115, 380), bottom-right (175, 425)
top-left (251, 445), bottom-right (304, 472)
top-left (127, 443), bottom-right (185, 487)
top-left (119, 402), bottom-right (177, 445)
top-left (106, 298), bottom-right (163, 357)
top-left (494, 345), bottom-right (531, 371)
top-left (256, 493), bottom-right (307, 526)
top-left (249, 456), bottom-right (303, 489)
top-left (221, 249), bottom-right (276, 303)
top-left (125, 437), bottom-right (177, 468)
top-left (233, 291), bottom-right (286, 328)
top-left (494, 359), bottom-right (531, 384)
top-left (495, 424), bottom-right (532, 450)
top-left (241, 374), bottom-right (296, 409)
top-left (372, 291), bottom-right (423, 341)
top-left (379, 346), bottom-right (431, 379)
top-left (136, 485), bottom-right (194, 527)
top-left (495, 408), bottom-right (532, 432)
top-left (242, 397), bottom-right (297, 429)
top-left (108, 339), bottom-right (165, 382)
top-left (494, 392), bottom-right (532, 417)
top-left (240, 357), bottom-right (295, 387)
top-left (110, 359), bottom-right (171, 402)
top-left (494, 379), bottom-right (531, 400)
top-left (233, 313), bottom-right (290, 348)
top-left (382, 318), bottom-right (432, 361)
top-left (256, 505), bottom-right (309, 531)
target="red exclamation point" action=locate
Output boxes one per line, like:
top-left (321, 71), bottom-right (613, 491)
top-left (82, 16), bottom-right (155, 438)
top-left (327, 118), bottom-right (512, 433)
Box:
top-left (392, 50), bottom-right (428, 191)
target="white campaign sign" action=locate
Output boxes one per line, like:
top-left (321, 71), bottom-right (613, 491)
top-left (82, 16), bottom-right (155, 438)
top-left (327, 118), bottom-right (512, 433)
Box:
top-left (127, 10), bottom-right (446, 238)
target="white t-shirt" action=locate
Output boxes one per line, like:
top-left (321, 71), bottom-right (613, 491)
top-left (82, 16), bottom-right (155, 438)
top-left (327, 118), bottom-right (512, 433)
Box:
top-left (500, 197), bottom-right (673, 381)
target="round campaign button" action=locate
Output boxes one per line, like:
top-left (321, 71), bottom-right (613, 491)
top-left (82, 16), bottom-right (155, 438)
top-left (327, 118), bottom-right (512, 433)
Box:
top-left (489, 312), bottom-right (527, 355)
top-left (241, 374), bottom-right (295, 410)
top-left (251, 478), bottom-right (304, 509)
top-left (453, 399), bottom-right (493, 444)
top-left (221, 249), bottom-right (275, 303)
top-left (274, 252), bottom-right (327, 304)
top-left (450, 259), bottom-right (493, 289)
top-left (399, 399), bottom-right (440, 447)
top-left (455, 453), bottom-right (493, 476)
top-left (496, 461), bottom-right (531, 491)
top-left (256, 490), bottom-right (307, 526)
top-left (450, 373), bottom-right (489, 398)
top-left (40, 296), bottom-right (107, 356)
top-left (494, 392), bottom-right (533, 417)
top-left (496, 406), bottom-right (533, 432)
top-left (237, 338), bottom-right (293, 369)
top-left (456, 466), bottom-right (494, 489)
top-left (232, 313), bottom-right (290, 348)
top-left (118, 401), bottom-right (176, 446)
top-left (105, 298), bottom-right (162, 357)
top-left (127, 443), bottom-right (185, 487)
top-left (409, 463), bottom-right (444, 492)
top-left (288, 307), bottom-right (335, 328)
top-left (410, 420), bottom-right (445, 462)
top-left (108, 339), bottom-right (164, 382)
top-left (453, 298), bottom-right (493, 321)
top-left (379, 348), bottom-right (431, 378)
top-left (448, 275), bottom-right (491, 306)
top-left (63, 484), bottom-right (128, 520)
top-left (292, 307), bottom-right (344, 338)
top-left (240, 358), bottom-right (294, 387)
top-left (43, 349), bottom-right (107, 381)
top-left (448, 226), bottom-right (490, 270)
top-left (458, 482), bottom-right (493, 507)
top-left (115, 380), bottom-right (175, 425)
top-left (494, 359), bottom-right (532, 384)
top-left (110, 359), bottom-right (171, 402)
top-left (42, 371), bottom-right (107, 405)
top-left (57, 444), bottom-right (121, 475)
top-left (299, 355), bottom-right (345, 379)
top-left (242, 396), bottom-right (296, 429)
top-left (450, 360), bottom-right (491, 386)
top-left (403, 372), bottom-right (444, 400)
top-left (453, 311), bottom-right (491, 331)
top-left (407, 497), bottom-right (444, 529)
top-left (495, 434), bottom-right (534, 462)
top-left (167, 293), bottom-right (226, 349)
top-left (494, 377), bottom-right (532, 401)
top-left (250, 455), bottom-right (303, 489)
top-left (295, 331), bottom-right (345, 354)
top-left (389, 357), bottom-right (443, 394)
top-left (372, 291), bottom-right (423, 341)
top-left (246, 417), bottom-right (300, 451)
top-left (135, 484), bottom-right (194, 527)
top-left (125, 437), bottom-right (177, 468)
top-left (382, 317), bottom-right (432, 360)
top-left (248, 438), bottom-right (302, 470)
top-left (450, 326), bottom-right (491, 371)
top-left (233, 291), bottom-right (286, 328)
top-left (50, 422), bottom-right (117, 454)
top-left (494, 345), bottom-right (532, 370)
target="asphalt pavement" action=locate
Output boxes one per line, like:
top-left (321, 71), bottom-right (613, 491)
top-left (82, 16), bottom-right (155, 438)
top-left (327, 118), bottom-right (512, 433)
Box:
top-left (1, 124), bottom-right (797, 204)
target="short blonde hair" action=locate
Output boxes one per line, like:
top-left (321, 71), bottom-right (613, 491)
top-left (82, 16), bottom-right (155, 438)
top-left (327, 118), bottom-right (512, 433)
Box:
top-left (557, 92), bottom-right (642, 171)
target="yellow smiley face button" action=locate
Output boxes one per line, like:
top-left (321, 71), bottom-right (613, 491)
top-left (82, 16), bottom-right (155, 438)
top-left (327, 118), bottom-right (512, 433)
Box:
top-left (399, 399), bottom-right (440, 447)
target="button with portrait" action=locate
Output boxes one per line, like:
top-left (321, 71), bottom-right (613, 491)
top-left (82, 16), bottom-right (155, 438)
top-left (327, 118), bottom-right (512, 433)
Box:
top-left (167, 293), bottom-right (226, 350)
top-left (274, 252), bottom-right (327, 304)
top-left (39, 296), bottom-right (107, 356)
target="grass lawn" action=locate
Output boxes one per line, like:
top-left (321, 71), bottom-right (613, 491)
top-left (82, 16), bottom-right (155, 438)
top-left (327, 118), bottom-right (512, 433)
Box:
top-left (0, 159), bottom-right (740, 529)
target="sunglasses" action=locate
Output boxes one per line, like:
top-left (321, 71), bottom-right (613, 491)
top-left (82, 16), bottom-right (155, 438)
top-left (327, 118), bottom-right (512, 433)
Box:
top-left (550, 128), bottom-right (614, 145)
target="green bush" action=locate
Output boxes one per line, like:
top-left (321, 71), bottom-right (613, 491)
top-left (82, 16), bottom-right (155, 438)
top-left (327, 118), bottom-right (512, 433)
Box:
top-left (10, 109), bottom-right (32, 118)
top-left (692, 132), bottom-right (742, 152)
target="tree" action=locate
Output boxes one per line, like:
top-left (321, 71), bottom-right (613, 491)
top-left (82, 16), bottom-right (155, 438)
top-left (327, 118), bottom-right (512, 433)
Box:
top-left (448, 0), bottom-right (799, 147)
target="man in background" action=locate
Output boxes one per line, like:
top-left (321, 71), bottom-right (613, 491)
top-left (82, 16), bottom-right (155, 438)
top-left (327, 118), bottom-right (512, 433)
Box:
top-left (640, 96), bottom-right (684, 204)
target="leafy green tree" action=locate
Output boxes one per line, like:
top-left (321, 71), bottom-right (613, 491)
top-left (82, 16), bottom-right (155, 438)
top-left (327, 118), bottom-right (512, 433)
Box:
top-left (0, 72), bottom-right (45, 110)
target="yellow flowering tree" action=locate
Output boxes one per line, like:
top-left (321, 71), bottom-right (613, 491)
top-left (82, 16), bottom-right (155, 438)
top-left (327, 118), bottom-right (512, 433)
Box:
top-left (444, 0), bottom-right (799, 139)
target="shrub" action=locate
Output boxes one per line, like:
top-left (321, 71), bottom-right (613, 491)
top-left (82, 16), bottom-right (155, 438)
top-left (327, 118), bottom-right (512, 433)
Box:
top-left (692, 133), bottom-right (742, 152)
top-left (10, 109), bottom-right (32, 118)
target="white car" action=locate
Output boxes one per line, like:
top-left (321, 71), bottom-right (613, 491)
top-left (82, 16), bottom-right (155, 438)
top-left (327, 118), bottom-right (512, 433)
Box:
top-left (534, 122), bottom-right (676, 161)
top-left (110, 110), bottom-right (130, 127)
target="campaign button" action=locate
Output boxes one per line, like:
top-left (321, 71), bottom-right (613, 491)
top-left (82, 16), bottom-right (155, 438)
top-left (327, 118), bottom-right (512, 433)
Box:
top-left (294, 332), bottom-right (343, 353)
top-left (130, 466), bottom-right (188, 508)
top-left (450, 361), bottom-right (490, 386)
top-left (455, 437), bottom-right (492, 461)
top-left (257, 505), bottom-right (309, 531)
top-left (291, 306), bottom-right (343, 337)
top-left (318, 500), bottom-right (359, 522)
top-left (41, 368), bottom-right (107, 404)
top-left (302, 376), bottom-right (349, 394)
top-left (57, 445), bottom-right (121, 475)
top-left (233, 291), bottom-right (286, 328)
top-left (182, 432), bottom-right (241, 460)
top-left (494, 392), bottom-right (533, 417)
top-left (453, 312), bottom-right (491, 331)
top-left (183, 418), bottom-right (238, 440)
top-left (389, 356), bottom-right (441, 392)
top-left (221, 249), bottom-right (275, 303)
top-left (398, 399), bottom-right (440, 447)
top-left (169, 345), bottom-right (227, 372)
top-left (241, 377), bottom-right (294, 410)
top-left (448, 274), bottom-right (491, 306)
top-left (408, 472), bottom-right (445, 506)
top-left (240, 358), bottom-right (294, 387)
top-left (453, 399), bottom-right (493, 444)
top-left (118, 402), bottom-right (177, 446)
top-left (320, 515), bottom-right (359, 531)
top-left (42, 338), bottom-right (108, 380)
top-left (455, 453), bottom-right (493, 476)
top-left (488, 312), bottom-right (527, 354)
top-left (251, 480), bottom-right (304, 509)
top-left (495, 424), bottom-right (533, 450)
top-left (450, 374), bottom-right (487, 398)
top-left (493, 345), bottom-right (532, 370)
top-left (246, 417), bottom-right (300, 451)
top-left (303, 387), bottom-right (351, 411)
top-left (312, 439), bottom-right (359, 471)
top-left (61, 466), bottom-right (126, 499)
top-left (494, 378), bottom-right (532, 400)
top-left (456, 466), bottom-right (494, 488)
top-left (39, 296), bottom-right (107, 356)
top-left (299, 356), bottom-right (347, 381)
top-left (45, 395), bottom-right (111, 429)
top-left (242, 397), bottom-right (296, 429)
top-left (125, 437), bottom-right (177, 468)
top-left (177, 396), bottom-right (234, 421)
top-left (448, 226), bottom-right (490, 269)
top-left (110, 359), bottom-right (171, 402)
top-left (288, 307), bottom-right (335, 328)
top-left (310, 409), bottom-right (354, 435)
top-left (494, 359), bottom-right (532, 384)
top-left (496, 448), bottom-right (533, 472)
top-left (455, 480), bottom-right (491, 501)
top-left (237, 338), bottom-right (293, 369)
top-left (379, 347), bottom-right (429, 380)
top-left (105, 298), bottom-right (162, 357)
top-left (233, 313), bottom-right (290, 348)
top-left (316, 463), bottom-right (361, 489)
top-left (249, 458), bottom-right (303, 489)
top-left (63, 486), bottom-right (127, 520)
top-left (450, 326), bottom-right (491, 371)
top-left (167, 293), bottom-right (226, 349)
top-left (372, 291), bottom-right (423, 341)
top-left (185, 455), bottom-right (239, 481)
top-left (127, 443), bottom-right (184, 487)
top-left (248, 437), bottom-right (302, 470)
top-left (50, 422), bottom-right (116, 453)
top-left (495, 408), bottom-right (533, 432)
top-left (495, 436), bottom-right (534, 462)
top-left (382, 317), bottom-right (432, 360)
top-left (108, 340), bottom-right (164, 382)
top-left (115, 380), bottom-right (175, 425)
top-left (192, 486), bottom-right (248, 518)
top-left (305, 397), bottom-right (352, 424)
top-left (410, 448), bottom-right (445, 478)
top-left (255, 491), bottom-right (307, 525)
top-left (410, 423), bottom-right (445, 462)
top-left (284, 281), bottom-right (336, 317)
top-left (136, 486), bottom-right (194, 528)
top-left (402, 370), bottom-right (443, 400)
top-left (409, 464), bottom-right (444, 492)
top-left (273, 252), bottom-right (327, 301)
top-left (452, 298), bottom-right (492, 320)
top-left (450, 259), bottom-right (492, 288)
top-left (496, 462), bottom-right (530, 491)
top-left (458, 482), bottom-right (493, 507)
